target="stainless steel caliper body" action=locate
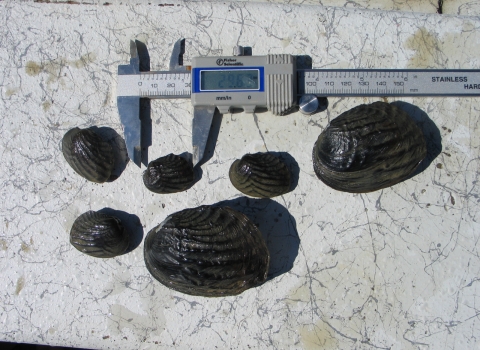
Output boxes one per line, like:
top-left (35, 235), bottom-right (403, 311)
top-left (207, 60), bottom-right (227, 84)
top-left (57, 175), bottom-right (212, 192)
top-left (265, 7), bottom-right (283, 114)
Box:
top-left (117, 39), bottom-right (480, 167)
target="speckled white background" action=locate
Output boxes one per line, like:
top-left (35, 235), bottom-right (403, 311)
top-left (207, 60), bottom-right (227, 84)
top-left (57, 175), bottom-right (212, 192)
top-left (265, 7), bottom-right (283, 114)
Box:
top-left (1, 1), bottom-right (480, 349)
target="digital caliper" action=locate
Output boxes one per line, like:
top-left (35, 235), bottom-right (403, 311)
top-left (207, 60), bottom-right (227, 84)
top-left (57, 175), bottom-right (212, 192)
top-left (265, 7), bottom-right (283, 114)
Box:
top-left (117, 39), bottom-right (480, 167)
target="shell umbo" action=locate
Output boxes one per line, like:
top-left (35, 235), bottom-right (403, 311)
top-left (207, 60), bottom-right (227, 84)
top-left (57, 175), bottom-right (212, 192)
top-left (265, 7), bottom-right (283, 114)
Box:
top-left (70, 210), bottom-right (129, 258)
top-left (62, 127), bottom-right (114, 183)
top-left (312, 101), bottom-right (427, 193)
top-left (229, 153), bottom-right (291, 198)
top-left (144, 205), bottom-right (270, 297)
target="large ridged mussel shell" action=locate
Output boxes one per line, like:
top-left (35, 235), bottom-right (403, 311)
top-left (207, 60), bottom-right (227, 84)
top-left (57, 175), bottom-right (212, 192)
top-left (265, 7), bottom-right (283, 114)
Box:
top-left (62, 127), bottom-right (114, 183)
top-left (229, 153), bottom-right (291, 198)
top-left (144, 205), bottom-right (270, 297)
top-left (312, 101), bottom-right (427, 193)
top-left (70, 210), bottom-right (129, 258)
top-left (143, 154), bottom-right (195, 194)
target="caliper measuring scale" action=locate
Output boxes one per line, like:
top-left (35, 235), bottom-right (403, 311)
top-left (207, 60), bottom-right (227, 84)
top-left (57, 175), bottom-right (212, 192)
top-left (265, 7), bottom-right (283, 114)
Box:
top-left (117, 39), bottom-right (480, 167)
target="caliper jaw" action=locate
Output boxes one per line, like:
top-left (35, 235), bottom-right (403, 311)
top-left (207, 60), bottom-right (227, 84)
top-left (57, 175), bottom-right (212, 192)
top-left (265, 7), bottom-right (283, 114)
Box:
top-left (117, 39), bottom-right (189, 168)
top-left (170, 39), bottom-right (216, 168)
top-left (171, 39), bottom-right (216, 168)
top-left (192, 106), bottom-right (215, 167)
top-left (117, 41), bottom-right (142, 167)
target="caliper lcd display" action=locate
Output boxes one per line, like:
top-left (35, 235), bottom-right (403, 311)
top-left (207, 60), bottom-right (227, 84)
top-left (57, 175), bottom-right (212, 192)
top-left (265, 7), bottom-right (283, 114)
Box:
top-left (200, 69), bottom-right (259, 91)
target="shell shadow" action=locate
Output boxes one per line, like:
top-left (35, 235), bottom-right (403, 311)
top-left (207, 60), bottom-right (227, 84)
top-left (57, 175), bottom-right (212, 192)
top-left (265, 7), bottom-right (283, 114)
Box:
top-left (269, 151), bottom-right (300, 193)
top-left (214, 197), bottom-right (300, 281)
top-left (391, 101), bottom-right (442, 178)
top-left (98, 208), bottom-right (144, 254)
top-left (92, 126), bottom-right (129, 181)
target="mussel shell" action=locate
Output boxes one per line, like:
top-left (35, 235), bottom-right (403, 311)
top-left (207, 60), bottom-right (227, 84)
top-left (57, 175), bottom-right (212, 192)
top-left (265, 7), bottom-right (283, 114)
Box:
top-left (229, 153), bottom-right (291, 198)
top-left (143, 154), bottom-right (195, 194)
top-left (62, 127), bottom-right (114, 183)
top-left (312, 101), bottom-right (427, 193)
top-left (70, 210), bottom-right (129, 258)
top-left (144, 205), bottom-right (270, 297)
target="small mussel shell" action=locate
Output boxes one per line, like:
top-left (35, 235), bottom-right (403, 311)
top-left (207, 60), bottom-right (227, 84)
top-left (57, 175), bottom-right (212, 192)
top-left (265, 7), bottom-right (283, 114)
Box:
top-left (144, 205), bottom-right (270, 297)
top-left (70, 210), bottom-right (129, 258)
top-left (229, 153), bottom-right (291, 198)
top-left (143, 154), bottom-right (195, 194)
top-left (312, 101), bottom-right (427, 193)
top-left (62, 127), bottom-right (114, 183)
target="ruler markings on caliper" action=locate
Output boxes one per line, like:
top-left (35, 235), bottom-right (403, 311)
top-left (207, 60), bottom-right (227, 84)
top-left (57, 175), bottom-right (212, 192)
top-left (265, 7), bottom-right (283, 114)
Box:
top-left (298, 69), bottom-right (480, 96)
top-left (118, 73), bottom-right (191, 98)
top-left (119, 69), bottom-right (480, 98)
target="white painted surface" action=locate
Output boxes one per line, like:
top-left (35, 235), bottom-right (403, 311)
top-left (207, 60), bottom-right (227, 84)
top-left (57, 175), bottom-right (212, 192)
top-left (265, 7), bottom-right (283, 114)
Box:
top-left (1, 1), bottom-right (479, 349)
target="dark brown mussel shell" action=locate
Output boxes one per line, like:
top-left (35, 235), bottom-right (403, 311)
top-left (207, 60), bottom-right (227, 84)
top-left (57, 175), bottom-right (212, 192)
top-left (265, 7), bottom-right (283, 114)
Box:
top-left (143, 154), bottom-right (195, 194)
top-left (62, 127), bottom-right (114, 183)
top-left (312, 101), bottom-right (427, 193)
top-left (229, 153), bottom-right (291, 198)
top-left (144, 205), bottom-right (270, 297)
top-left (70, 210), bottom-right (129, 258)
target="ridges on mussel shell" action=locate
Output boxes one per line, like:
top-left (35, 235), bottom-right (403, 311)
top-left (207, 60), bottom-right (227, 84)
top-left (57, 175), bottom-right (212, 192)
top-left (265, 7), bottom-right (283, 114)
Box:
top-left (143, 154), bottom-right (195, 194)
top-left (62, 127), bottom-right (114, 183)
top-left (144, 205), bottom-right (270, 297)
top-left (70, 210), bottom-right (129, 258)
top-left (312, 101), bottom-right (427, 193)
top-left (229, 152), bottom-right (291, 198)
